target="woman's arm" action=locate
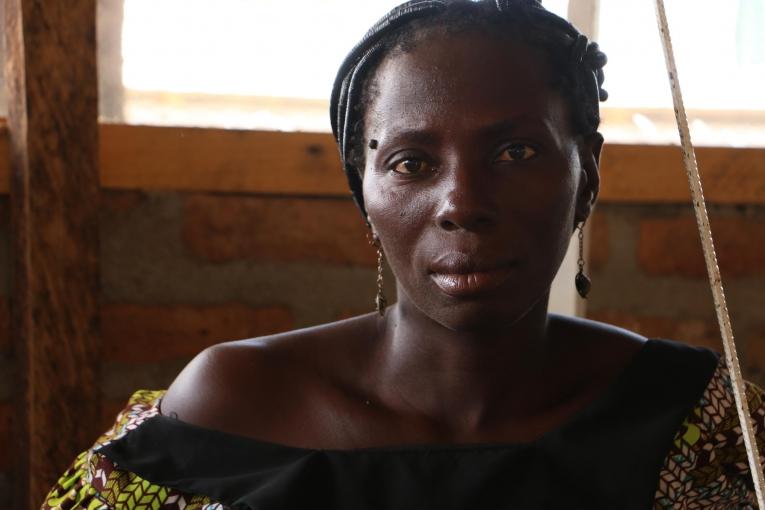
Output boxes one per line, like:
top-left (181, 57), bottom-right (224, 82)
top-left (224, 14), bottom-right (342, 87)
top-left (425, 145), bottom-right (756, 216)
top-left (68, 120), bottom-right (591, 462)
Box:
top-left (654, 361), bottom-right (765, 508)
top-left (40, 390), bottom-right (227, 510)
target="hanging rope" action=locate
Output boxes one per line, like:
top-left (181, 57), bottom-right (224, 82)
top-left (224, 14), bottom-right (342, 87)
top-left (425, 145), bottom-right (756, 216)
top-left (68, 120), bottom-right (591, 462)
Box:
top-left (653, 0), bottom-right (765, 506)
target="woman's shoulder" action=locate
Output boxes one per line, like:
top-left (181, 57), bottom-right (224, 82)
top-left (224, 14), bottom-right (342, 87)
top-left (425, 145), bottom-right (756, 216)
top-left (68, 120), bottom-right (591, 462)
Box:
top-left (159, 312), bottom-right (382, 442)
top-left (549, 313), bottom-right (721, 367)
top-left (546, 314), bottom-right (648, 380)
top-left (553, 316), bottom-right (765, 506)
top-left (548, 313), bottom-right (646, 347)
top-left (548, 315), bottom-right (725, 402)
top-left (655, 359), bottom-right (765, 508)
top-left (41, 389), bottom-right (228, 510)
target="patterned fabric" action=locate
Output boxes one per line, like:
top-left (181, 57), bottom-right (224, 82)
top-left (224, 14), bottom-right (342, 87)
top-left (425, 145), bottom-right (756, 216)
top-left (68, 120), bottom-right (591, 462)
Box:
top-left (43, 363), bottom-right (765, 509)
top-left (41, 390), bottom-right (228, 510)
top-left (654, 361), bottom-right (765, 509)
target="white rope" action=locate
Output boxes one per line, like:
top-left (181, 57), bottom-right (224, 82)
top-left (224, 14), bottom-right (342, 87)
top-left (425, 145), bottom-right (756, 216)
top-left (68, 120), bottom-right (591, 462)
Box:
top-left (653, 0), bottom-right (765, 506)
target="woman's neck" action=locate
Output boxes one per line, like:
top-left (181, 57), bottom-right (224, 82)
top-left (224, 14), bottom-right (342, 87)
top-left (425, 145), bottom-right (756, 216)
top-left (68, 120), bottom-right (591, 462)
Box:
top-left (367, 294), bottom-right (557, 435)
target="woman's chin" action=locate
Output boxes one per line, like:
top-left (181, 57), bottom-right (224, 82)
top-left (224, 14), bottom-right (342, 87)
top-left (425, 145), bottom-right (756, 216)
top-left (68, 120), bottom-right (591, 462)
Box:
top-left (394, 278), bottom-right (551, 333)
top-left (423, 298), bottom-right (542, 334)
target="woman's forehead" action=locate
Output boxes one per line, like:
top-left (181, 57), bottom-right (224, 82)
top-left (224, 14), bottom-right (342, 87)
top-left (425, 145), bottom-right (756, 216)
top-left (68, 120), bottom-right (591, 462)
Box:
top-left (365, 34), bottom-right (569, 137)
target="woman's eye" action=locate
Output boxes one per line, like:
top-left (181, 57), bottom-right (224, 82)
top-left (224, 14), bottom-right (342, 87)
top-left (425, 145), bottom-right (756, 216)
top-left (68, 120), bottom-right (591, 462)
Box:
top-left (391, 158), bottom-right (431, 175)
top-left (496, 144), bottom-right (537, 162)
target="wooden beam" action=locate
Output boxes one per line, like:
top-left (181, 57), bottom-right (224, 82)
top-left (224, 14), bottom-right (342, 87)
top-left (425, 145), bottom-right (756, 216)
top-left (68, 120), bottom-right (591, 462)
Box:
top-left (99, 124), bottom-right (347, 195)
top-left (0, 123), bottom-right (764, 203)
top-left (567, 0), bottom-right (600, 39)
top-left (94, 127), bottom-right (765, 205)
top-left (3, 1), bottom-right (100, 508)
top-left (599, 144), bottom-right (765, 205)
top-left (91, 126), bottom-right (765, 204)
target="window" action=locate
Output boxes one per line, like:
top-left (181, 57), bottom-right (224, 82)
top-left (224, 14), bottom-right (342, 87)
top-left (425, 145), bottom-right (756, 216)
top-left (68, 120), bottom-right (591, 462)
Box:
top-left (116, 0), bottom-right (765, 147)
top-left (598, 0), bottom-right (765, 147)
top-left (115, 0), bottom-right (569, 131)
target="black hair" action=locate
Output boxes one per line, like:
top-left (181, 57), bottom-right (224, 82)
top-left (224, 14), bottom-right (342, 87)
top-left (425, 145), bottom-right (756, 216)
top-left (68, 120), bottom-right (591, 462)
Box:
top-left (330, 0), bottom-right (608, 220)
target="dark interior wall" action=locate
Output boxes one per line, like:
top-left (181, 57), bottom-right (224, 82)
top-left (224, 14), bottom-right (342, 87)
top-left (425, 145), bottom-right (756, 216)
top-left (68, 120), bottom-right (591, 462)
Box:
top-left (96, 190), bottom-right (385, 427)
top-left (0, 196), bottom-right (11, 510)
top-left (0, 189), bottom-right (385, 505)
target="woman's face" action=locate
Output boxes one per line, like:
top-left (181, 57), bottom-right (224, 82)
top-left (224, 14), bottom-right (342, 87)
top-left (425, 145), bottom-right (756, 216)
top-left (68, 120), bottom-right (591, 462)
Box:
top-left (362, 33), bottom-right (601, 331)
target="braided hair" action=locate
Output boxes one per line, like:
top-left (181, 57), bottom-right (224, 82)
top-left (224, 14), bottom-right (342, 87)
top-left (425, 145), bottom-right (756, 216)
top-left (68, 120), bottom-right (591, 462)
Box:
top-left (330, 0), bottom-right (608, 220)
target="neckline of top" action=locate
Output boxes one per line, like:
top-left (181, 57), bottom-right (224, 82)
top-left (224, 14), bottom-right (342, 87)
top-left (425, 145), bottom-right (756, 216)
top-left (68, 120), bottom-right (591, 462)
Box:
top-left (150, 338), bottom-right (656, 454)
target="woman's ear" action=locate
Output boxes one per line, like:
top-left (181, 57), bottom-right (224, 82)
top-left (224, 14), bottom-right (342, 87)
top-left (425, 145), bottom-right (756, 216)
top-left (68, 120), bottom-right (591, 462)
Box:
top-left (575, 132), bottom-right (603, 225)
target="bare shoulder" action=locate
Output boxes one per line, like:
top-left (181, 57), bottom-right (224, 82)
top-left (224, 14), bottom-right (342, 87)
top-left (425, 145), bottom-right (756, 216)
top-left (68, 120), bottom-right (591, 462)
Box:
top-left (547, 313), bottom-right (647, 376)
top-left (549, 313), bottom-right (647, 347)
top-left (160, 312), bottom-right (381, 439)
top-left (160, 338), bottom-right (272, 427)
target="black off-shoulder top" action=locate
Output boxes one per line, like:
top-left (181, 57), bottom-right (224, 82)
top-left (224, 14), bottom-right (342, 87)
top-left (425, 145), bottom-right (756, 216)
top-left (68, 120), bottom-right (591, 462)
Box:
top-left (91, 339), bottom-right (719, 510)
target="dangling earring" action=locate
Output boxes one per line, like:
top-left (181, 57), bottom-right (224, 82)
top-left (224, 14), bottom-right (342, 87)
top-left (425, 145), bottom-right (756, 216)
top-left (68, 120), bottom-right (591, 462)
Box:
top-left (367, 232), bottom-right (388, 315)
top-left (575, 222), bottom-right (592, 299)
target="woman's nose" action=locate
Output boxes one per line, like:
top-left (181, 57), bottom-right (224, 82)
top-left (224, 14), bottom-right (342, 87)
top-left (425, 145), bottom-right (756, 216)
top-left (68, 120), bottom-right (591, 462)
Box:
top-left (434, 168), bottom-right (498, 232)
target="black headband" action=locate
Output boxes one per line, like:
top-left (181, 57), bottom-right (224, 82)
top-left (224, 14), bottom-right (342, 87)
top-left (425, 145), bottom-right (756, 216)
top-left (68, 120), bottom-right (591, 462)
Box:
top-left (330, 1), bottom-right (449, 219)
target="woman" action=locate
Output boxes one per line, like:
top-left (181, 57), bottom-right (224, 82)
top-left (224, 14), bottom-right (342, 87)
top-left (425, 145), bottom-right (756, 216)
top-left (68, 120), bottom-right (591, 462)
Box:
top-left (43, 1), bottom-right (765, 509)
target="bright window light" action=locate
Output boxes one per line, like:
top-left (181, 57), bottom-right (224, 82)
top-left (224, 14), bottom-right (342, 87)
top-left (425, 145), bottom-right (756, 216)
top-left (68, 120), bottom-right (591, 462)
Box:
top-left (597, 0), bottom-right (765, 147)
top-left (120, 0), bottom-right (765, 147)
top-left (598, 0), bottom-right (765, 110)
top-left (123, 0), bottom-right (570, 98)
top-left (124, 1), bottom-right (419, 99)
top-left (120, 0), bottom-right (569, 131)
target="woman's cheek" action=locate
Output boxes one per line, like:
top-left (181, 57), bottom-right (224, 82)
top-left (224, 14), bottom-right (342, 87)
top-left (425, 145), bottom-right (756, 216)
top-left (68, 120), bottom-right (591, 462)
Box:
top-left (365, 173), bottom-right (419, 218)
top-left (364, 183), bottom-right (431, 279)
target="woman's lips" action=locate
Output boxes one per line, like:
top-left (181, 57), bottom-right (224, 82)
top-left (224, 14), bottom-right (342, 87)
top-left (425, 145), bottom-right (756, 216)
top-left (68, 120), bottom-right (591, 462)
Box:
top-left (430, 266), bottom-right (514, 297)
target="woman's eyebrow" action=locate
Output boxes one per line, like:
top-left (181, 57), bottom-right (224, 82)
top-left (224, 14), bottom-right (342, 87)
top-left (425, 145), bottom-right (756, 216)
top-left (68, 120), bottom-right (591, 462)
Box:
top-left (379, 129), bottom-right (441, 147)
top-left (477, 116), bottom-right (547, 138)
top-left (479, 119), bottom-right (517, 138)
top-left (377, 116), bottom-right (548, 147)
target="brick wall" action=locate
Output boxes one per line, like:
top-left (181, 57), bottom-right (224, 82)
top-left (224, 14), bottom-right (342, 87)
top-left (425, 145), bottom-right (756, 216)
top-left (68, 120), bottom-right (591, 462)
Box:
top-left (587, 203), bottom-right (765, 387)
top-left (0, 191), bottom-right (385, 504)
top-left (96, 190), bottom-right (385, 430)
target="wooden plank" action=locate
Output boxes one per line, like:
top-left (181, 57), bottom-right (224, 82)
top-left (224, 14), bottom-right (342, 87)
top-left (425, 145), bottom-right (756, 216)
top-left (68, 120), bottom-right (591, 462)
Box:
top-left (100, 124), bottom-right (348, 195)
top-left (92, 126), bottom-right (765, 204)
top-left (599, 144), bottom-right (765, 204)
top-left (1, 123), bottom-right (765, 203)
top-left (95, 128), bottom-right (765, 204)
top-left (3, 1), bottom-right (101, 508)
top-left (567, 0), bottom-right (600, 39)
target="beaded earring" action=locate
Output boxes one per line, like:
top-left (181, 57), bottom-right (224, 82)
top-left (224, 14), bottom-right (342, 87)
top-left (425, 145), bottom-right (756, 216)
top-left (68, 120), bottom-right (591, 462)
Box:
top-left (367, 231), bottom-right (387, 315)
top-left (575, 222), bottom-right (592, 299)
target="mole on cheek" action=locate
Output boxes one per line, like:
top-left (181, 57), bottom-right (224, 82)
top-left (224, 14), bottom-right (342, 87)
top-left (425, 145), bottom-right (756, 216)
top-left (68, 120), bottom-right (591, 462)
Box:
top-left (369, 139), bottom-right (379, 150)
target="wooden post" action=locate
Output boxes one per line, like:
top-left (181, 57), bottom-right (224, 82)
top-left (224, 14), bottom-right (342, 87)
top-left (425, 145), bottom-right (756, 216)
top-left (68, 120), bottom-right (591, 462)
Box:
top-left (0, 0), bottom-right (6, 115)
top-left (567, 0), bottom-right (600, 39)
top-left (3, 1), bottom-right (101, 508)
